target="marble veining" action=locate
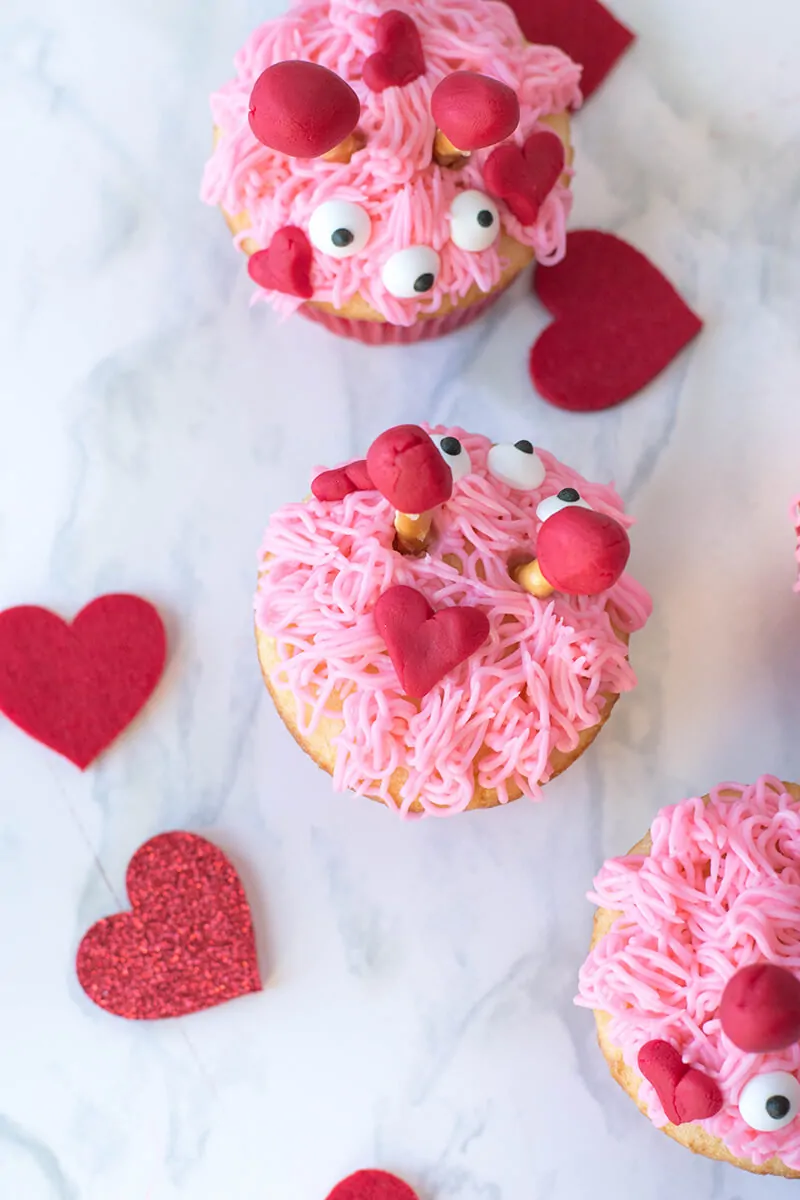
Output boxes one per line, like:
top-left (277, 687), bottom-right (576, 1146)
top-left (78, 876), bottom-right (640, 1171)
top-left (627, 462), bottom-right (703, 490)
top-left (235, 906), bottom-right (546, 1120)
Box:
top-left (2, 0), bottom-right (800, 1195)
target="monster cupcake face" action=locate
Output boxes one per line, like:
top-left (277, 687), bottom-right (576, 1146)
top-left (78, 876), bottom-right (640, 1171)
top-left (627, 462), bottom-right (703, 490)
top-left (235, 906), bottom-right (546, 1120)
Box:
top-left (255, 424), bottom-right (651, 817)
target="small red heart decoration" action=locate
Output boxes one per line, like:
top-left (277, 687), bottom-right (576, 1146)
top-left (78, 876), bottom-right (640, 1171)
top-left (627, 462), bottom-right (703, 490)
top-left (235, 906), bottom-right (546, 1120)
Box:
top-left (673, 1067), bottom-right (725, 1124)
top-left (249, 61), bottom-right (360, 157)
top-left (503, 0), bottom-right (635, 100)
top-left (248, 226), bottom-right (314, 299)
top-left (531, 230), bottom-right (703, 412)
top-left (719, 963), bottom-right (800, 1053)
top-left (76, 832), bottom-right (262, 1020)
top-left (366, 425), bottom-right (452, 514)
top-left (431, 71), bottom-right (519, 151)
top-left (0, 594), bottom-right (166, 769)
top-left (638, 1040), bottom-right (722, 1126)
top-left (325, 1169), bottom-right (419, 1200)
top-left (312, 459), bottom-right (374, 502)
top-left (363, 11), bottom-right (425, 93)
top-left (375, 585), bottom-right (490, 697)
top-left (483, 130), bottom-right (565, 225)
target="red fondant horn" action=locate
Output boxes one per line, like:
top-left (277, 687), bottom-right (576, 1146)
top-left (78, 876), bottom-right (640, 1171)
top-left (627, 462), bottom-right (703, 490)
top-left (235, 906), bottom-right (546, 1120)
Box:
top-left (720, 964), bottom-right (800, 1053)
top-left (431, 71), bottom-right (520, 151)
top-left (536, 506), bottom-right (630, 596)
top-left (248, 61), bottom-right (361, 158)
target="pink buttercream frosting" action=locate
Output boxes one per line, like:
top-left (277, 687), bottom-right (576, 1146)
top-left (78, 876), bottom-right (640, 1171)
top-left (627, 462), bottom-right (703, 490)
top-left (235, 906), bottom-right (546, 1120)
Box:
top-left (255, 426), bottom-right (651, 818)
top-left (791, 496), bottom-right (800, 591)
top-left (577, 775), bottom-right (800, 1170)
top-left (202, 0), bottom-right (582, 326)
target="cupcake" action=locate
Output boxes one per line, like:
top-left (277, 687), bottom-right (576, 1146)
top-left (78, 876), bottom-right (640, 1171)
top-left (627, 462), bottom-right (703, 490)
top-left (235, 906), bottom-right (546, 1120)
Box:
top-left (577, 776), bottom-right (800, 1178)
top-left (255, 423), bottom-right (651, 816)
top-left (201, 0), bottom-right (581, 344)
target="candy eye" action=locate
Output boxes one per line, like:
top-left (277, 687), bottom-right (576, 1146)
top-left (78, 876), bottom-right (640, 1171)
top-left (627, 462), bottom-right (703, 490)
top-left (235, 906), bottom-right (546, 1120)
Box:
top-left (382, 246), bottom-right (441, 299)
top-left (308, 200), bottom-right (371, 258)
top-left (536, 486), bottom-right (593, 522)
top-left (487, 440), bottom-right (546, 490)
top-left (449, 190), bottom-right (500, 252)
top-left (739, 1072), bottom-right (800, 1132)
top-left (431, 434), bottom-right (472, 481)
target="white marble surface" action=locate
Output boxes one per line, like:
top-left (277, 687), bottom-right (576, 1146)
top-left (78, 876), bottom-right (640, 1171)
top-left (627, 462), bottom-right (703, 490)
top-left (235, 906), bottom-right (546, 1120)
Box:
top-left (2, 0), bottom-right (800, 1195)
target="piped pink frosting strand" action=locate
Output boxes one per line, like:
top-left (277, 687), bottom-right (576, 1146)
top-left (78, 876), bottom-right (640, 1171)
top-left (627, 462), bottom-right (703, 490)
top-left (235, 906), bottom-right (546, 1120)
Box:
top-left (202, 0), bottom-right (582, 325)
top-left (256, 427), bottom-right (651, 818)
top-left (577, 776), bottom-right (800, 1169)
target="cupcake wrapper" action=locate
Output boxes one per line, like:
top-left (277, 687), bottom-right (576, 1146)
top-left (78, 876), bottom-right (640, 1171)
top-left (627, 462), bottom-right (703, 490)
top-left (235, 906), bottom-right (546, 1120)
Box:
top-left (300, 284), bottom-right (512, 344)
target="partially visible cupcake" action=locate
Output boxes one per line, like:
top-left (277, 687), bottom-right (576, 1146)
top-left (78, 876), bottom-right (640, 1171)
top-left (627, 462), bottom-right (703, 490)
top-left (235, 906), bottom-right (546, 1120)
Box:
top-left (578, 776), bottom-right (800, 1178)
top-left (202, 0), bottom-right (580, 344)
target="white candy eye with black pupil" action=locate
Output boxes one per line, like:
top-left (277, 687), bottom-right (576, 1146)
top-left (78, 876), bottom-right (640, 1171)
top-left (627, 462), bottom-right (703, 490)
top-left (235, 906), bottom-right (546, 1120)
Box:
top-left (308, 200), bottom-right (371, 259)
top-left (487, 440), bottom-right (546, 490)
top-left (381, 246), bottom-right (441, 299)
top-left (739, 1072), bottom-right (800, 1132)
top-left (432, 434), bottom-right (472, 481)
top-left (449, 190), bottom-right (500, 252)
top-left (536, 486), bottom-right (593, 522)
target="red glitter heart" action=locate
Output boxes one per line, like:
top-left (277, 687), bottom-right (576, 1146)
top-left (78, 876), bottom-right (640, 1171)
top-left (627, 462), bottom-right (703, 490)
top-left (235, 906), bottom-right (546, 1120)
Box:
top-left (503, 0), bottom-right (635, 100)
top-left (638, 1040), bottom-right (722, 1126)
top-left (366, 425), bottom-right (452, 514)
top-left (375, 585), bottom-right (490, 698)
top-left (76, 832), bottom-right (262, 1020)
top-left (531, 230), bottom-right (703, 412)
top-left (312, 459), bottom-right (374, 502)
top-left (248, 226), bottom-right (314, 299)
top-left (325, 1169), bottom-right (419, 1200)
top-left (363, 10), bottom-right (425, 93)
top-left (483, 130), bottom-right (565, 225)
top-left (0, 594), bottom-right (166, 769)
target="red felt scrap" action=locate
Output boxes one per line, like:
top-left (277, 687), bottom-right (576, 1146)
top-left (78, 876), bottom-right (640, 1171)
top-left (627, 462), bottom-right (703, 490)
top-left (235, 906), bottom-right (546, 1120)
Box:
top-left (431, 72), bottom-right (519, 151)
top-left (483, 130), bottom-right (564, 225)
top-left (312, 459), bottom-right (374, 502)
top-left (536, 506), bottom-right (630, 595)
top-left (248, 226), bottom-right (315, 300)
top-left (363, 11), bottom-right (425, 93)
top-left (531, 230), bottom-right (703, 412)
top-left (504, 0), bottom-right (635, 100)
top-left (637, 1040), bottom-right (722, 1126)
top-left (76, 832), bottom-right (262, 1020)
top-left (374, 585), bottom-right (490, 698)
top-left (0, 594), bottom-right (166, 769)
top-left (366, 425), bottom-right (452, 514)
top-left (249, 61), bottom-right (360, 157)
top-left (719, 964), bottom-right (800, 1053)
top-left (326, 1169), bottom-right (419, 1200)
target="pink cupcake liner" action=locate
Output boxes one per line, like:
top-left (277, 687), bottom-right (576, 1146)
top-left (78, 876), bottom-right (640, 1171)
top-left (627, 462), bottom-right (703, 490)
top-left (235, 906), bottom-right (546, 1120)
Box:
top-left (299, 283), bottom-right (513, 344)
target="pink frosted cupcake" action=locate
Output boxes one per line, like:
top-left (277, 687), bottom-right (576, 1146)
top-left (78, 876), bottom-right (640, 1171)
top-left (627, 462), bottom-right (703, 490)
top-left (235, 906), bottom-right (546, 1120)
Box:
top-left (201, 0), bottom-right (581, 344)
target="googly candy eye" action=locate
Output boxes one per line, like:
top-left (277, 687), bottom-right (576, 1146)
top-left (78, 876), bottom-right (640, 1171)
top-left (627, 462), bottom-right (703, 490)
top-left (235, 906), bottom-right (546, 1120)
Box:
top-left (536, 486), bottom-right (592, 522)
top-left (739, 1072), bottom-right (800, 1132)
top-left (449, 190), bottom-right (500, 252)
top-left (381, 246), bottom-right (441, 299)
top-left (487, 441), bottom-right (546, 490)
top-left (308, 200), bottom-right (371, 258)
top-left (431, 434), bottom-right (472, 481)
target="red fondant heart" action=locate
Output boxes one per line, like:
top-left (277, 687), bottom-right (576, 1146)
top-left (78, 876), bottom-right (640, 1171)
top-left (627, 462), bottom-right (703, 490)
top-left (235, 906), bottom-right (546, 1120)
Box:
top-left (248, 226), bottom-right (314, 299)
top-left (326, 1169), bottom-right (419, 1200)
top-left (483, 130), bottom-right (565, 225)
top-left (673, 1067), bottom-right (724, 1124)
top-left (249, 61), bottom-right (360, 157)
top-left (375, 585), bottom-right (490, 697)
top-left (720, 963), bottom-right (800, 1053)
top-left (363, 11), bottom-right (425, 93)
top-left (431, 71), bottom-right (519, 151)
top-left (503, 0), bottom-right (635, 100)
top-left (638, 1040), bottom-right (722, 1126)
top-left (76, 832), bottom-right (262, 1020)
top-left (366, 425), bottom-right (452, 514)
top-left (0, 594), bottom-right (166, 769)
top-left (531, 230), bottom-right (703, 412)
top-left (312, 459), bottom-right (374, 502)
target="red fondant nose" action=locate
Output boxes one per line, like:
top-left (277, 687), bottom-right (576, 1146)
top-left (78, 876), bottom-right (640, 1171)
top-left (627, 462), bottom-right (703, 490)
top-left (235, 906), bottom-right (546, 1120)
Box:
top-left (248, 61), bottom-right (360, 158)
top-left (537, 506), bottom-right (630, 595)
top-left (720, 964), bottom-right (800, 1053)
top-left (366, 425), bottom-right (452, 514)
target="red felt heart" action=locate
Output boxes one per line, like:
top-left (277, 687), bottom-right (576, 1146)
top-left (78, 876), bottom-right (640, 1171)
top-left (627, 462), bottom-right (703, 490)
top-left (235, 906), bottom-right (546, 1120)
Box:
top-left (325, 1169), bottom-right (419, 1200)
top-left (483, 130), bottom-right (565, 225)
top-left (312, 459), bottom-right (374, 502)
top-left (637, 1040), bottom-right (722, 1126)
top-left (431, 71), bottom-right (519, 151)
top-left (248, 226), bottom-right (314, 299)
top-left (503, 0), bottom-right (635, 100)
top-left (363, 11), bottom-right (425, 93)
top-left (366, 425), bottom-right (452, 514)
top-left (375, 585), bottom-right (490, 698)
top-left (0, 594), bottom-right (166, 769)
top-left (76, 832), bottom-right (262, 1020)
top-left (531, 230), bottom-right (703, 412)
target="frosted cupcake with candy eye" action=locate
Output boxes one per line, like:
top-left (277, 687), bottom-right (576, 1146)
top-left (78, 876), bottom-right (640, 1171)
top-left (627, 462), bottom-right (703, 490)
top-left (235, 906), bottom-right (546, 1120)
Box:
top-left (202, 0), bottom-right (580, 344)
top-left (577, 776), bottom-right (800, 1178)
top-left (255, 424), bottom-right (651, 817)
